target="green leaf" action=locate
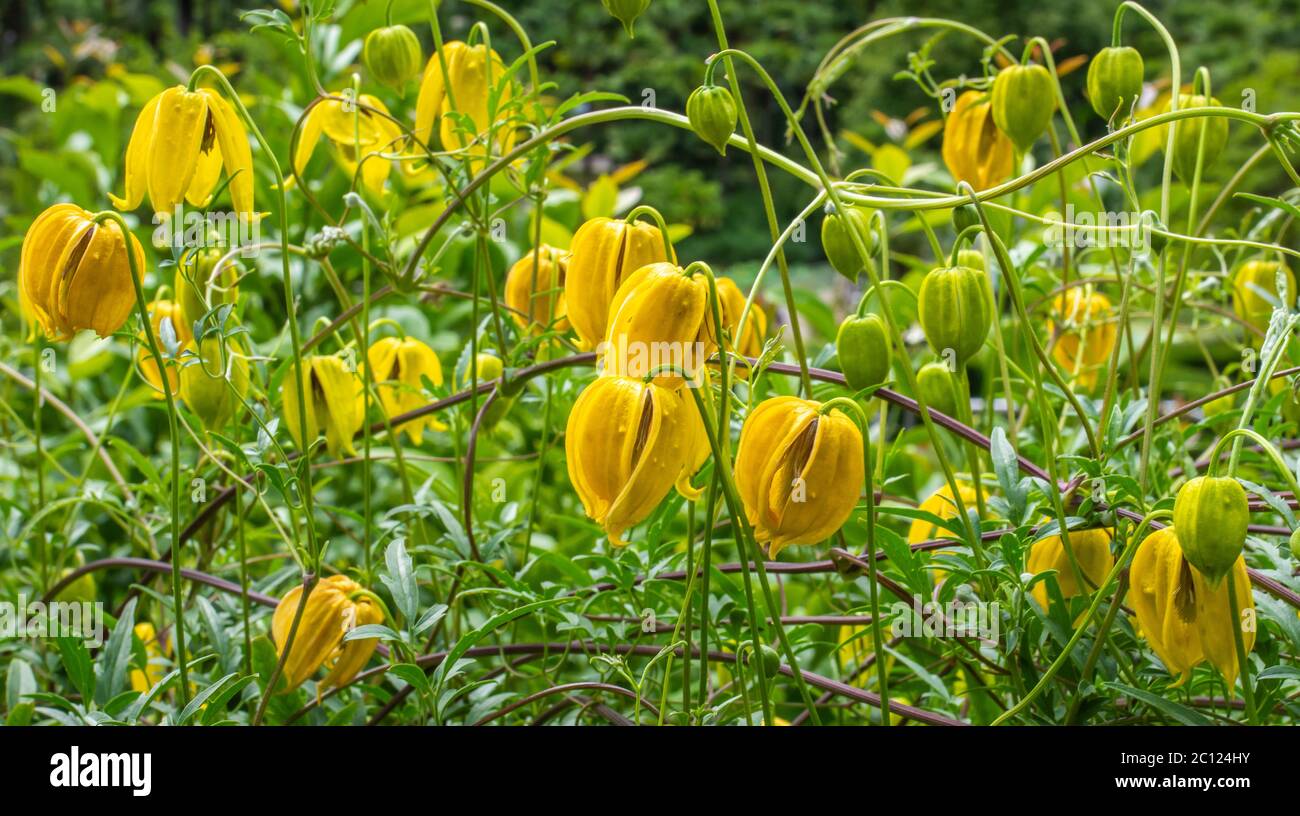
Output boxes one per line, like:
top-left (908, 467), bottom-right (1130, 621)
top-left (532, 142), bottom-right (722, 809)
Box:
top-left (97, 597), bottom-right (136, 703)
top-left (1105, 682), bottom-right (1212, 725)
top-left (177, 672), bottom-right (240, 725)
top-left (6, 659), bottom-right (36, 712)
top-left (380, 538), bottom-right (419, 626)
top-left (56, 637), bottom-right (95, 704)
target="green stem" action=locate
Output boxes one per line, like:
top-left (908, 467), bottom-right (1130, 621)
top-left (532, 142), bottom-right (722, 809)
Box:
top-left (95, 210), bottom-right (190, 710)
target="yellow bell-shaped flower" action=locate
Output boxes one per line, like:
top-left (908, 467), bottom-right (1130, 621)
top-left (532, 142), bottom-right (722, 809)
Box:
top-left (1231, 260), bottom-right (1294, 335)
top-left (601, 262), bottom-right (709, 387)
top-left (1130, 527), bottom-right (1256, 688)
top-left (1049, 288), bottom-right (1116, 389)
top-left (564, 216), bottom-right (672, 348)
top-left (734, 396), bottom-right (864, 558)
top-left (281, 353), bottom-right (365, 458)
top-left (941, 91), bottom-right (1014, 192)
top-left (414, 40), bottom-right (517, 163)
top-left (367, 336), bottom-right (448, 444)
top-left (565, 375), bottom-right (709, 546)
top-left (19, 203), bottom-right (143, 340)
top-left (271, 574), bottom-right (383, 692)
top-left (1027, 527), bottom-right (1114, 608)
top-left (137, 299), bottom-right (185, 396)
top-left (908, 482), bottom-right (979, 544)
top-left (505, 244), bottom-right (569, 335)
top-left (699, 276), bottom-right (767, 361)
top-left (111, 85), bottom-right (255, 216)
top-left (295, 93), bottom-right (403, 198)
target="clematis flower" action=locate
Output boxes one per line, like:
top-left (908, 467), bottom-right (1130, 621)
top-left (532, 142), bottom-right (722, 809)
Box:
top-left (908, 482), bottom-right (979, 545)
top-left (271, 575), bottom-right (383, 692)
top-left (414, 40), bottom-right (517, 163)
top-left (19, 203), bottom-right (143, 340)
top-left (564, 216), bottom-right (672, 348)
top-left (111, 85), bottom-right (255, 216)
top-left (601, 262), bottom-right (709, 387)
top-left (734, 396), bottom-right (864, 558)
top-left (367, 336), bottom-right (447, 444)
top-left (565, 375), bottom-right (709, 546)
top-left (1027, 527), bottom-right (1114, 608)
top-left (1049, 288), bottom-right (1116, 389)
top-left (505, 244), bottom-right (569, 335)
top-left (281, 353), bottom-right (365, 458)
top-left (701, 276), bottom-right (767, 360)
top-left (295, 93), bottom-right (403, 198)
top-left (1130, 527), bottom-right (1256, 688)
top-left (941, 90), bottom-right (1013, 192)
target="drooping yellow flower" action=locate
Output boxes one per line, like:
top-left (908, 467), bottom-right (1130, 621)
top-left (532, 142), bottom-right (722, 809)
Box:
top-left (564, 216), bottom-right (672, 348)
top-left (295, 93), bottom-right (403, 197)
top-left (19, 203), bottom-right (143, 340)
top-left (129, 622), bottom-right (168, 693)
top-left (414, 40), bottom-right (517, 163)
top-left (1130, 527), bottom-right (1256, 688)
top-left (601, 262), bottom-right (709, 386)
top-left (367, 336), bottom-right (447, 444)
top-left (271, 575), bottom-right (383, 692)
top-left (1049, 287), bottom-right (1116, 388)
top-left (700, 276), bottom-right (767, 361)
top-left (1027, 527), bottom-right (1114, 608)
top-left (734, 396), bottom-right (864, 558)
top-left (137, 299), bottom-right (185, 396)
top-left (281, 354), bottom-right (365, 458)
top-left (1232, 260), bottom-right (1294, 335)
top-left (505, 245), bottom-right (569, 335)
top-left (941, 91), bottom-right (1014, 192)
top-left (565, 376), bottom-right (709, 546)
top-left (908, 482), bottom-right (979, 544)
top-left (111, 85), bottom-right (254, 216)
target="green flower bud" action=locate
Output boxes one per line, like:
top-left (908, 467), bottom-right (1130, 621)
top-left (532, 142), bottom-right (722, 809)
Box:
top-left (364, 25), bottom-right (424, 90)
top-left (686, 85), bottom-right (738, 155)
top-left (836, 313), bottom-right (891, 392)
top-left (821, 204), bottom-right (876, 283)
top-left (1087, 46), bottom-right (1144, 121)
top-left (917, 264), bottom-right (993, 368)
top-left (1172, 475), bottom-right (1249, 586)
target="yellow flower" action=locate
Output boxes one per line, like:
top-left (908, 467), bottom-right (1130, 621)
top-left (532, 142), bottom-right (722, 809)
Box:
top-left (1049, 288), bottom-right (1116, 388)
top-left (908, 483), bottom-right (978, 544)
top-left (367, 336), bottom-right (447, 444)
top-left (1130, 527), bottom-right (1256, 688)
top-left (137, 299), bottom-right (185, 396)
top-left (19, 203), bottom-right (142, 340)
top-left (295, 93), bottom-right (403, 198)
top-left (130, 622), bottom-right (168, 693)
top-left (271, 575), bottom-right (383, 692)
top-left (1027, 527), bottom-right (1114, 608)
top-left (1232, 260), bottom-right (1294, 335)
top-left (941, 91), bottom-right (1014, 192)
top-left (700, 276), bottom-right (767, 361)
top-left (565, 376), bottom-right (709, 545)
top-left (111, 85), bottom-right (254, 216)
top-left (602, 261), bottom-right (709, 387)
top-left (414, 40), bottom-right (517, 163)
top-left (564, 216), bottom-right (672, 348)
top-left (734, 396), bottom-right (864, 557)
top-left (281, 354), bottom-right (365, 458)
top-left (505, 244), bottom-right (569, 335)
